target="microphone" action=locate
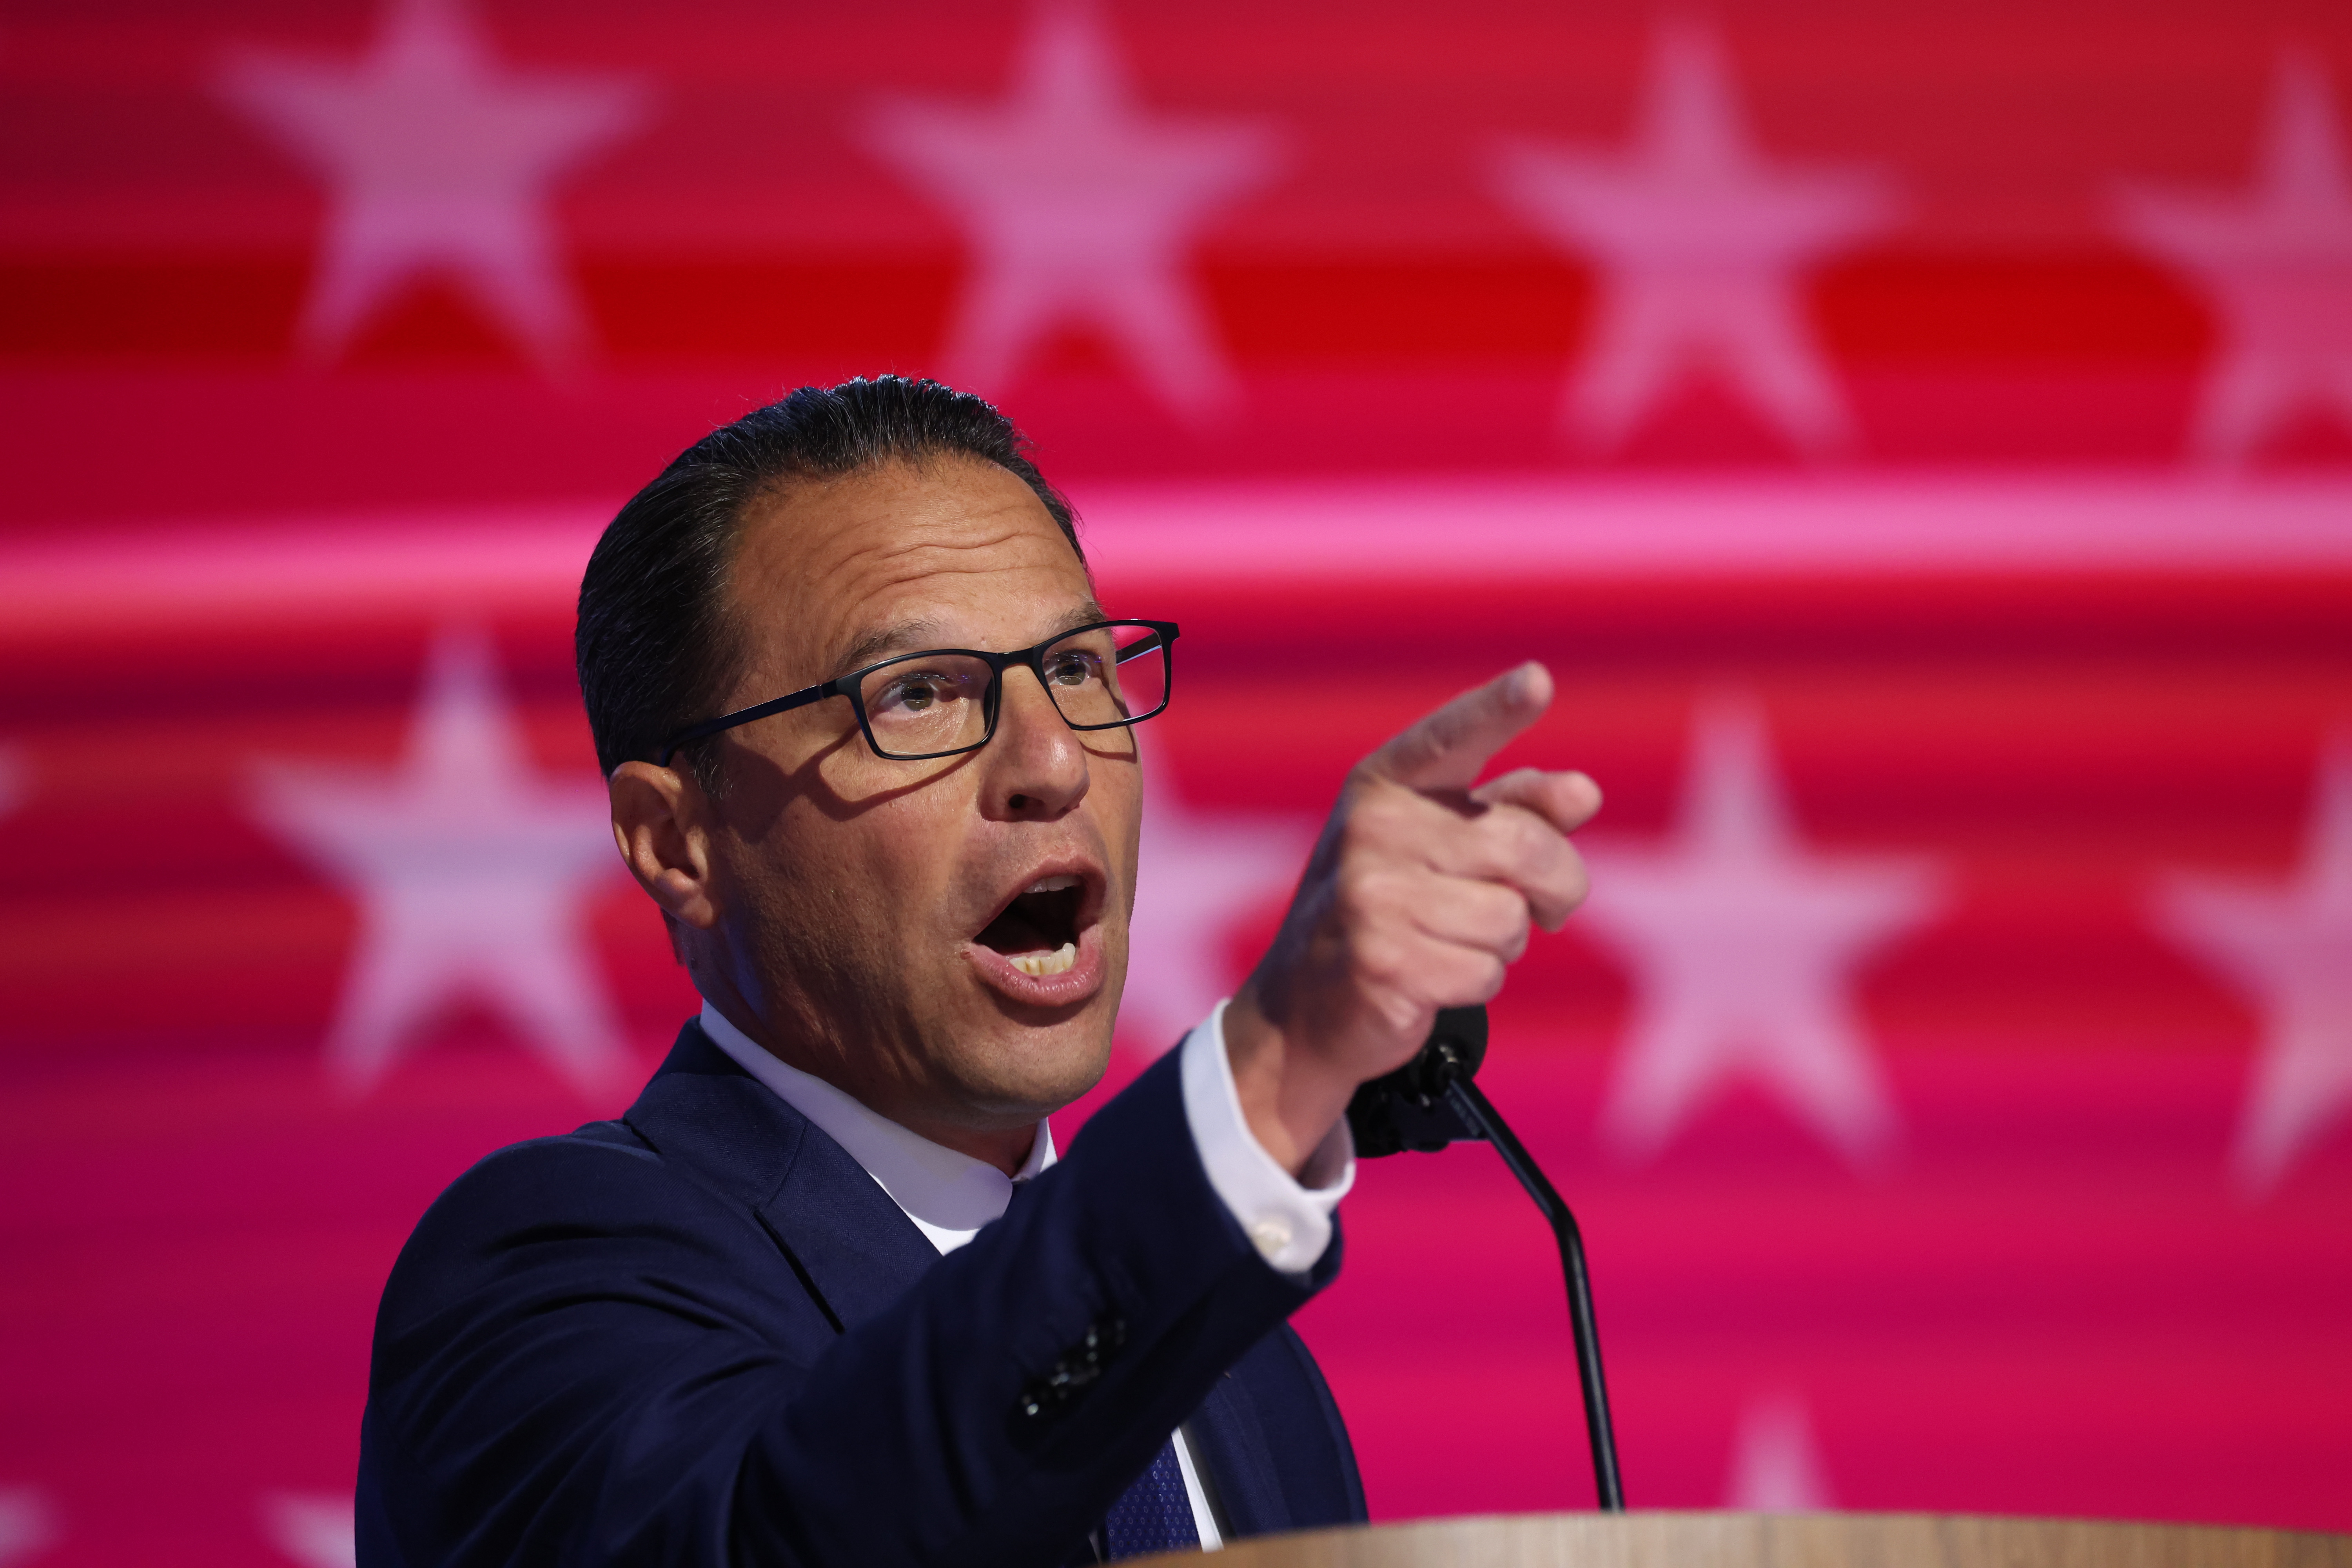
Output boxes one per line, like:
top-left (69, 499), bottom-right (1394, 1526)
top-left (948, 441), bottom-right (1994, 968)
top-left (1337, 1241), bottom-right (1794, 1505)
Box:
top-left (1345, 1007), bottom-right (1626, 1511)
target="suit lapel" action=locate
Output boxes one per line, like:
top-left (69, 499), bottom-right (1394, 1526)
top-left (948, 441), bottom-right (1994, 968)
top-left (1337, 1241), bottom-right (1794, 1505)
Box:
top-left (754, 1116), bottom-right (943, 1331)
top-left (622, 1020), bottom-right (942, 1333)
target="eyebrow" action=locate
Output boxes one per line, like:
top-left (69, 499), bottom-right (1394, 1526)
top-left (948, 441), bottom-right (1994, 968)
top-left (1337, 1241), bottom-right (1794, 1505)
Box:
top-left (828, 601), bottom-right (1109, 679)
top-left (830, 619), bottom-right (945, 678)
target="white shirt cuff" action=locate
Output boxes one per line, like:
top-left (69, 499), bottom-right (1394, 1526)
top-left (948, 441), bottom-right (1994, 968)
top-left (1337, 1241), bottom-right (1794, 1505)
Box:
top-left (1177, 998), bottom-right (1355, 1276)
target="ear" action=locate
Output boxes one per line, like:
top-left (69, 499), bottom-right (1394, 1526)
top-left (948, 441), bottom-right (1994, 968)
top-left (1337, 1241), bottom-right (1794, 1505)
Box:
top-left (609, 759), bottom-right (720, 932)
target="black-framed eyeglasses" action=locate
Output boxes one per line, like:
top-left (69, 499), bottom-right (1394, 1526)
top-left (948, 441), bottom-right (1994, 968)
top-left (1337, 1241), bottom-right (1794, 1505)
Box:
top-left (655, 619), bottom-right (1179, 765)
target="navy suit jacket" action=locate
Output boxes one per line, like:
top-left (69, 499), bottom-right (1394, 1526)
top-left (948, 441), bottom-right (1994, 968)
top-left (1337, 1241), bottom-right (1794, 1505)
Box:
top-left (356, 1021), bottom-right (1366, 1567)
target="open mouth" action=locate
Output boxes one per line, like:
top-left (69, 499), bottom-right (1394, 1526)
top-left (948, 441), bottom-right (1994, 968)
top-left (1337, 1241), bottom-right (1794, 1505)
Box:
top-left (975, 874), bottom-right (1087, 977)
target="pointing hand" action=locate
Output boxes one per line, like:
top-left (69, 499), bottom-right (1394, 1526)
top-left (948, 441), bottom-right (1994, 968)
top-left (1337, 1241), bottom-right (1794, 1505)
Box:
top-left (1225, 663), bottom-right (1602, 1174)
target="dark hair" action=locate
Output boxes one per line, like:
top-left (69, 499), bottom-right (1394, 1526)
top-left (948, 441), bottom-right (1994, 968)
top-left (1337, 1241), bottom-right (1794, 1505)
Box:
top-left (575, 376), bottom-right (1084, 785)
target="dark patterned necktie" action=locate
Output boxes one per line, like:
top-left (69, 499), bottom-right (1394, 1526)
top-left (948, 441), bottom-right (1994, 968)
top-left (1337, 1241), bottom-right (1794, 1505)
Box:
top-left (1101, 1436), bottom-right (1201, 1559)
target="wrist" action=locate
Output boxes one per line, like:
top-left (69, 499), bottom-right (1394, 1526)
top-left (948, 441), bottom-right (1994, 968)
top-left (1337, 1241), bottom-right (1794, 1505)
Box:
top-left (1223, 985), bottom-right (1357, 1178)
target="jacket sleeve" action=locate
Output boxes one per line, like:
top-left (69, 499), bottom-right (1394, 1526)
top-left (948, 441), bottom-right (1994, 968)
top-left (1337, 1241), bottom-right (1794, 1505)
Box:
top-left (357, 1047), bottom-right (1342, 1568)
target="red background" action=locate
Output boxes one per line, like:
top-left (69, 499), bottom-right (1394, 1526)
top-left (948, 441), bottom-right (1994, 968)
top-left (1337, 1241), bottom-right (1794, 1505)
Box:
top-left (1, 2), bottom-right (2348, 1564)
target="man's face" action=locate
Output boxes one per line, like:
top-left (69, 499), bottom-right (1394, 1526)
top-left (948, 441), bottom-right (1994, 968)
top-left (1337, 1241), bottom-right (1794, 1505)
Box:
top-left (693, 457), bottom-right (1140, 1143)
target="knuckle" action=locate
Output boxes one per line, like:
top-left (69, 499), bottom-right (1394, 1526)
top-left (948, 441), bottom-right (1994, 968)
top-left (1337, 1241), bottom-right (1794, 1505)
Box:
top-left (1373, 989), bottom-right (1425, 1039)
top-left (1534, 881), bottom-right (1589, 933)
top-left (1340, 865), bottom-right (1414, 920)
top-left (1473, 881), bottom-right (1527, 935)
top-left (1473, 806), bottom-right (1540, 867)
top-left (1341, 788), bottom-right (1410, 844)
top-left (1548, 846), bottom-right (1592, 906)
top-left (1354, 933), bottom-right (1413, 992)
top-left (1503, 884), bottom-right (1537, 929)
top-left (1506, 807), bottom-right (1560, 863)
top-left (1439, 949), bottom-right (1507, 1005)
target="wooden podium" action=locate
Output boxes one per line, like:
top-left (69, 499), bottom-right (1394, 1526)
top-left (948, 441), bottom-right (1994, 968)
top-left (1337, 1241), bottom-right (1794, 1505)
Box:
top-left (1135, 1514), bottom-right (2352, 1568)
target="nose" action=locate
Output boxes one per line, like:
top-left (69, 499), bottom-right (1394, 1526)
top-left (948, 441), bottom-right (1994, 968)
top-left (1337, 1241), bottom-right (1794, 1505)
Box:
top-left (981, 664), bottom-right (1090, 820)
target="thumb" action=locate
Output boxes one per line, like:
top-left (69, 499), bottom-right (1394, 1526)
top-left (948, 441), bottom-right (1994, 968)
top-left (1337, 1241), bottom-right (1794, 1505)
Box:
top-left (1362, 662), bottom-right (1554, 792)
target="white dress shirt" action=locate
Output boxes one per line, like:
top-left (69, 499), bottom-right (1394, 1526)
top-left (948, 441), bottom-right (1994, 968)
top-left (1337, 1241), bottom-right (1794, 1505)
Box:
top-left (695, 996), bottom-right (1355, 1553)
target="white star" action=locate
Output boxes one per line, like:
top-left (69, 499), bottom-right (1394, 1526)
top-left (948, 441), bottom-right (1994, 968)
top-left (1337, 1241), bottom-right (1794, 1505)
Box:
top-left (2154, 736), bottom-right (2352, 1196)
top-left (248, 626), bottom-right (632, 1099)
top-left (864, 1), bottom-right (1282, 420)
top-left (2113, 52), bottom-right (2352, 466)
top-left (1724, 1392), bottom-right (1836, 1511)
top-left (0, 1488), bottom-right (59, 1568)
top-left (1119, 743), bottom-right (1316, 1054)
top-left (1579, 697), bottom-right (1942, 1166)
top-left (260, 1494), bottom-right (354, 1568)
top-left (214, 0), bottom-right (649, 369)
top-left (1489, 22), bottom-right (1896, 455)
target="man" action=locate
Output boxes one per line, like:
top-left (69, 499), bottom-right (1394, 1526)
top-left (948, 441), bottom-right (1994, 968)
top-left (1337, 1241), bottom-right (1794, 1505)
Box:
top-left (357, 377), bottom-right (1599, 1566)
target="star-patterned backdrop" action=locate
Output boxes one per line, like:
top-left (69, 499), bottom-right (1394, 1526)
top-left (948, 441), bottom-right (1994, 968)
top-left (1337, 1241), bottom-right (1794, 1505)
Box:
top-left (1, 2), bottom-right (2349, 1564)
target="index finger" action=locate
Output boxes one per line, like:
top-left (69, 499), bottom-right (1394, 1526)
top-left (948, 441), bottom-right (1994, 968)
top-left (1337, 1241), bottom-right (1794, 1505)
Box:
top-left (1361, 662), bottom-right (1554, 793)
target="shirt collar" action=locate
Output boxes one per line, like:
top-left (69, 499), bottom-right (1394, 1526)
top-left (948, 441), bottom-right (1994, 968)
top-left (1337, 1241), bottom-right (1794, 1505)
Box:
top-left (695, 1001), bottom-right (1055, 1254)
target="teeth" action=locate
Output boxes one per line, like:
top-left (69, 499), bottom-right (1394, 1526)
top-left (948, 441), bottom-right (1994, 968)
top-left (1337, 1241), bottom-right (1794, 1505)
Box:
top-left (1011, 942), bottom-right (1078, 978)
top-left (1024, 875), bottom-right (1080, 894)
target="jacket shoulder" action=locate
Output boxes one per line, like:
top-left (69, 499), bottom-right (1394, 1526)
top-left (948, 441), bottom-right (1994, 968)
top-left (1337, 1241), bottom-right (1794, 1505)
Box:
top-left (407, 1117), bottom-right (719, 1242)
top-left (373, 1118), bottom-right (786, 1352)
top-left (359, 1122), bottom-right (828, 1568)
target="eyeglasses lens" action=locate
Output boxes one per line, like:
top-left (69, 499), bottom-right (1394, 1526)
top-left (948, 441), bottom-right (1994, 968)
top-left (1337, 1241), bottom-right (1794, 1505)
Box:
top-left (858, 654), bottom-right (996, 757)
top-left (1040, 623), bottom-right (1169, 729)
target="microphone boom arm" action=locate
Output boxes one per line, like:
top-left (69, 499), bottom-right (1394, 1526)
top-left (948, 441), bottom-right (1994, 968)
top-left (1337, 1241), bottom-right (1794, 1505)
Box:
top-left (1346, 1008), bottom-right (1626, 1512)
top-left (1436, 1059), bottom-right (1626, 1511)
